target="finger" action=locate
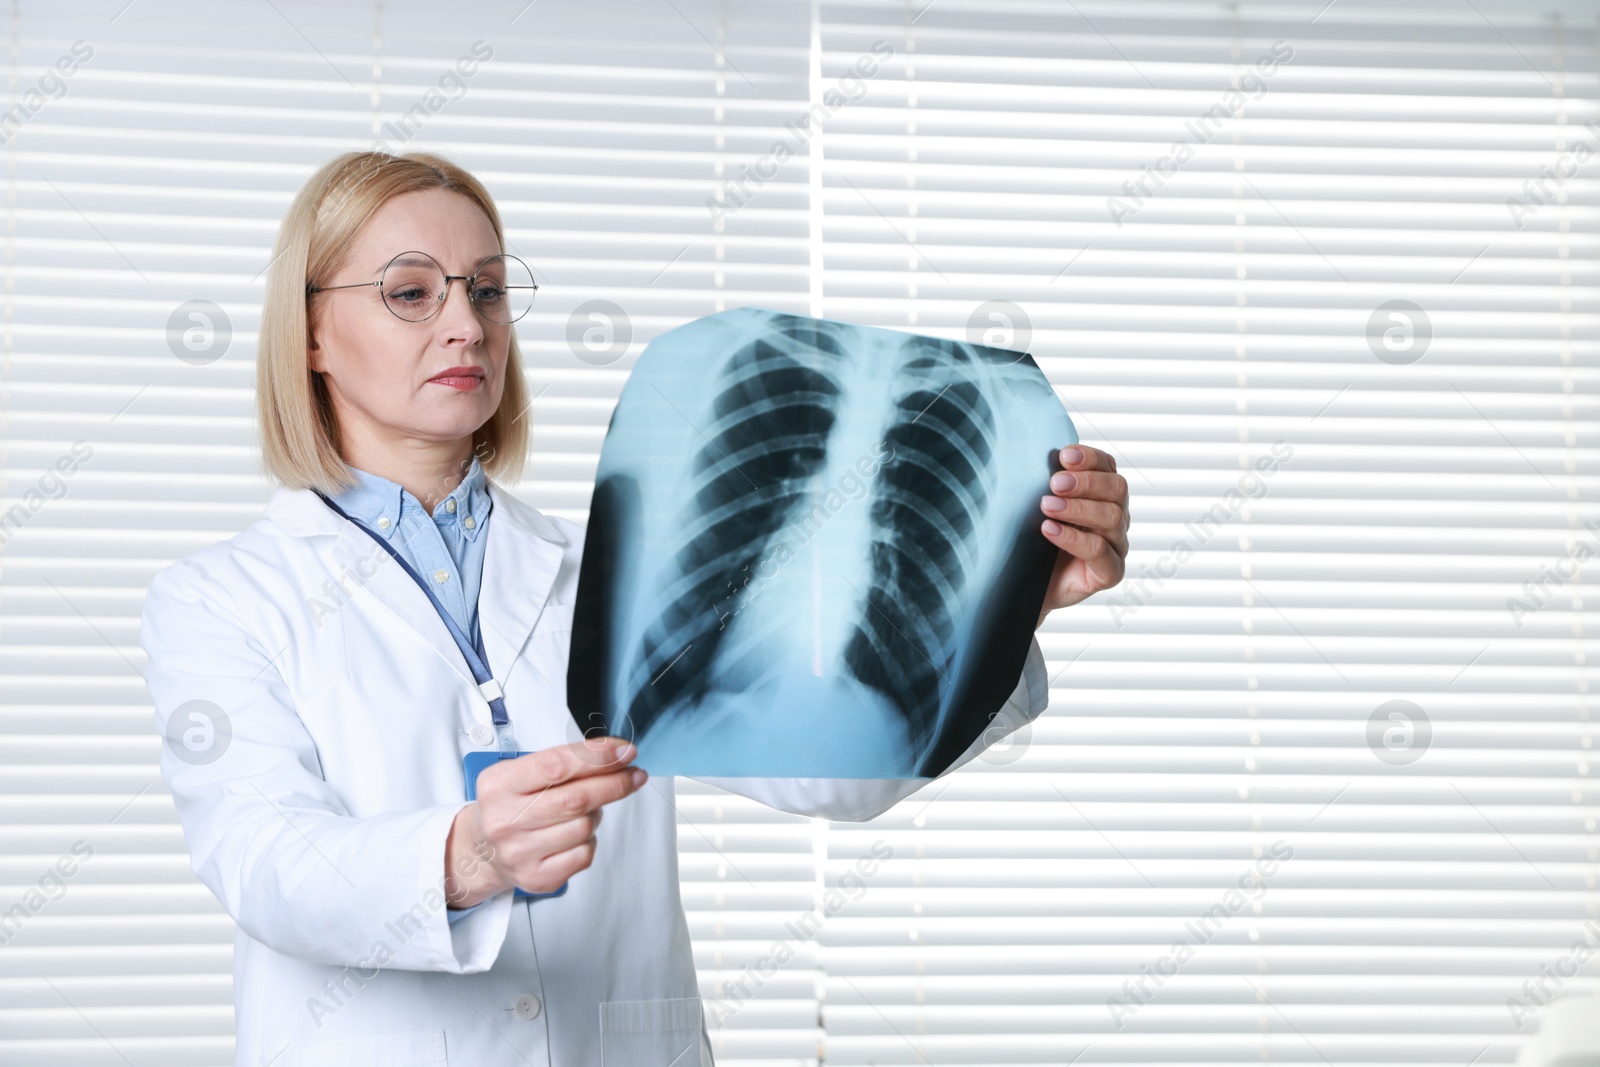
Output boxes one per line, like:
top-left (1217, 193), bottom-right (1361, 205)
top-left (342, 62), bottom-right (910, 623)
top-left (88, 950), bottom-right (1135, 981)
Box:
top-left (534, 813), bottom-right (601, 856)
top-left (1048, 469), bottom-right (1128, 506)
top-left (530, 835), bottom-right (599, 890)
top-left (1040, 520), bottom-right (1126, 580)
top-left (492, 737), bottom-right (638, 798)
top-left (497, 812), bottom-right (598, 871)
top-left (567, 730), bottom-right (642, 770)
top-left (1057, 444), bottom-right (1117, 474)
top-left (515, 765), bottom-right (648, 831)
top-left (1036, 518), bottom-right (1126, 591)
top-left (1040, 493), bottom-right (1128, 553)
top-left (483, 742), bottom-right (640, 831)
top-left (1040, 493), bottom-right (1122, 533)
top-left (478, 805), bottom-right (597, 877)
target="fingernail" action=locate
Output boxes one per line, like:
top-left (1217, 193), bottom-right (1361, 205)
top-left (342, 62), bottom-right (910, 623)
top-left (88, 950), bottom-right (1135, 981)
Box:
top-left (1050, 472), bottom-right (1076, 492)
top-left (1042, 519), bottom-right (1062, 536)
top-left (616, 743), bottom-right (636, 762)
top-left (631, 768), bottom-right (648, 787)
top-left (1041, 494), bottom-right (1066, 514)
top-left (1061, 447), bottom-right (1083, 465)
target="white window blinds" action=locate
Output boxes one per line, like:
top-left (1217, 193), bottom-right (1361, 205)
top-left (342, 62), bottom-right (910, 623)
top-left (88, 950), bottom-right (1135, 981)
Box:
top-left (810, 1), bottom-right (1599, 1064)
top-left (1, 0), bottom-right (1595, 1065)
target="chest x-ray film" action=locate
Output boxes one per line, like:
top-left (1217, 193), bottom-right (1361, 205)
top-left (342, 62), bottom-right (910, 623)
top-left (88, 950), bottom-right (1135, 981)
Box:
top-left (566, 307), bottom-right (1075, 778)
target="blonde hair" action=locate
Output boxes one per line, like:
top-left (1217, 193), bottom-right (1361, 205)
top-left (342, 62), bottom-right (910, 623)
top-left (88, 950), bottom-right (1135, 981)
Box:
top-left (256, 150), bottom-right (530, 493)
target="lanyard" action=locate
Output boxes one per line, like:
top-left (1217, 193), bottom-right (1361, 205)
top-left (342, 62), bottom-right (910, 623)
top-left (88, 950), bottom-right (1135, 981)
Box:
top-left (314, 491), bottom-right (518, 758)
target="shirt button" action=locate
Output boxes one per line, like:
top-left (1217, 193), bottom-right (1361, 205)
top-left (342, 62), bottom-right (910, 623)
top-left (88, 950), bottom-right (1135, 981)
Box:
top-left (513, 993), bottom-right (542, 1021)
top-left (468, 723), bottom-right (494, 746)
top-left (434, 568), bottom-right (450, 583)
top-left (463, 516), bottom-right (476, 530)
top-left (376, 517), bottom-right (391, 530)
top-left (446, 499), bottom-right (457, 514)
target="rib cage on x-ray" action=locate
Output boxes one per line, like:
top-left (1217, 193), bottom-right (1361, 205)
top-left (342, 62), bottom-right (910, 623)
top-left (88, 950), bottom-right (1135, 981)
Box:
top-left (568, 306), bottom-right (1073, 777)
top-left (621, 318), bottom-right (849, 740)
top-left (621, 321), bottom-right (997, 761)
top-left (844, 339), bottom-right (996, 756)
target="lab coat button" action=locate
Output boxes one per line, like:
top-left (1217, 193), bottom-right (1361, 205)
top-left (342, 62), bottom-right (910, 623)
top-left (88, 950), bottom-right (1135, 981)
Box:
top-left (468, 723), bottom-right (494, 746)
top-left (514, 993), bottom-right (542, 1021)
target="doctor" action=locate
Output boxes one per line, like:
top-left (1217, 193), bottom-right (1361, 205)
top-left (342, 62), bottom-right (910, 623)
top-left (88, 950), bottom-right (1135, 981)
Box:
top-left (139, 151), bottom-right (1130, 1067)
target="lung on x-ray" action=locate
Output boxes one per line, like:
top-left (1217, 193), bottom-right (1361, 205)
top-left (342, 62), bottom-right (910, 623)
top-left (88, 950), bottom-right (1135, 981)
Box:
top-left (566, 307), bottom-right (1076, 779)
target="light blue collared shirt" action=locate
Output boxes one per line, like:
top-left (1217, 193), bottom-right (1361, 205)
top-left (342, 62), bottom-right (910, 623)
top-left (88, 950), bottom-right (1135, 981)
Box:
top-left (328, 456), bottom-right (498, 924)
top-left (329, 455), bottom-right (494, 648)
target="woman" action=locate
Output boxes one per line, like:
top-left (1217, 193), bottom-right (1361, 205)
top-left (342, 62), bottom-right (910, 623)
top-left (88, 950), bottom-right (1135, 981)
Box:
top-left (139, 151), bottom-right (1129, 1067)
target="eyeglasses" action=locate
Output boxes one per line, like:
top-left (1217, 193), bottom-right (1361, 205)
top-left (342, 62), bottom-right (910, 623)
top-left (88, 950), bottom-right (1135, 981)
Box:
top-left (306, 250), bottom-right (538, 324)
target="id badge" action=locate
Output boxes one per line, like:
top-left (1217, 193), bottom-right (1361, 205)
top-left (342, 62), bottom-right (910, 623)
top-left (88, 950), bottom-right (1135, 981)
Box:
top-left (462, 750), bottom-right (569, 900)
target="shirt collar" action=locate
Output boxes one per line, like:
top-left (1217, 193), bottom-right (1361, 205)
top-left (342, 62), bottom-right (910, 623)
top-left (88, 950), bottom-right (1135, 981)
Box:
top-left (328, 455), bottom-right (492, 543)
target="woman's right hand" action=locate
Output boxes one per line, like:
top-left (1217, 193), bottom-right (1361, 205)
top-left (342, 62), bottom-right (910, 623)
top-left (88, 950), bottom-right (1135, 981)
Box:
top-left (444, 737), bottom-right (647, 906)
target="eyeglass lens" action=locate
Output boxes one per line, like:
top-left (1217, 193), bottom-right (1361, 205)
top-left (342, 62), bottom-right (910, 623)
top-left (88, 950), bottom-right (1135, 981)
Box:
top-left (380, 252), bottom-right (536, 324)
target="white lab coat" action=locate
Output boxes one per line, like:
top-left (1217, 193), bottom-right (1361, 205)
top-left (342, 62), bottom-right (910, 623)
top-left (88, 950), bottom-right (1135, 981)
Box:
top-left (138, 480), bottom-right (1050, 1067)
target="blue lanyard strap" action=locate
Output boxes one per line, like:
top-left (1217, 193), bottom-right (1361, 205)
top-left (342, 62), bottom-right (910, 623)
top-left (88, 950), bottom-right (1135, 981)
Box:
top-left (313, 491), bottom-right (515, 751)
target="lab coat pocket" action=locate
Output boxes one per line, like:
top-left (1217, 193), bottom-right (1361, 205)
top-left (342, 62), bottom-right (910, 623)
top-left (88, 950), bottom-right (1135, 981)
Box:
top-left (599, 996), bottom-right (710, 1067)
top-left (273, 1027), bottom-right (448, 1067)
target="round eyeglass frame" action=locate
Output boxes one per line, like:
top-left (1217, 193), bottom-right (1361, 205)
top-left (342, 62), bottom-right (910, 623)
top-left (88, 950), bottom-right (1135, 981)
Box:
top-left (305, 250), bottom-right (538, 324)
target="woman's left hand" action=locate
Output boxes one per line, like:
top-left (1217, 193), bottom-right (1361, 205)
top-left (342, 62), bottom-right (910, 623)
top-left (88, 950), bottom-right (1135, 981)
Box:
top-left (1036, 444), bottom-right (1130, 627)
